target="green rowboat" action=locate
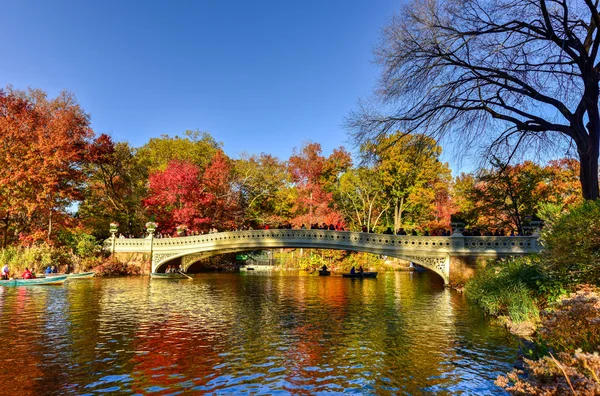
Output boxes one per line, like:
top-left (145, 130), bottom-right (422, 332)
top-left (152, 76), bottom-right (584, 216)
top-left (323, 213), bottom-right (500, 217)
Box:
top-left (67, 272), bottom-right (95, 279)
top-left (0, 275), bottom-right (68, 286)
top-left (150, 272), bottom-right (191, 279)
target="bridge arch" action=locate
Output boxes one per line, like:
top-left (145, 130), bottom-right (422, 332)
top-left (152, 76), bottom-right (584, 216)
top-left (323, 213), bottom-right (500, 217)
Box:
top-left (152, 245), bottom-right (450, 283)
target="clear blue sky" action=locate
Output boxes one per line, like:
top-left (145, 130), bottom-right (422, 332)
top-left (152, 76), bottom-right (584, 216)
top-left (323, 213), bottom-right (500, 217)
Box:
top-left (0, 0), bottom-right (404, 161)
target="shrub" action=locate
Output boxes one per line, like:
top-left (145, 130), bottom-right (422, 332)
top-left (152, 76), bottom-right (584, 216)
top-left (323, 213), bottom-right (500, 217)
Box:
top-left (93, 258), bottom-right (141, 276)
top-left (465, 255), bottom-right (543, 323)
top-left (496, 351), bottom-right (600, 395)
top-left (541, 200), bottom-right (600, 286)
top-left (496, 286), bottom-right (600, 394)
top-left (539, 285), bottom-right (600, 355)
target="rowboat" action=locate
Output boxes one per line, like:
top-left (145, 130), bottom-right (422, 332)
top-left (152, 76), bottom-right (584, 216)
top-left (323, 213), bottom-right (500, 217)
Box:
top-left (150, 272), bottom-right (191, 279)
top-left (67, 272), bottom-right (95, 279)
top-left (0, 275), bottom-right (68, 286)
top-left (342, 272), bottom-right (378, 279)
top-left (318, 270), bottom-right (331, 276)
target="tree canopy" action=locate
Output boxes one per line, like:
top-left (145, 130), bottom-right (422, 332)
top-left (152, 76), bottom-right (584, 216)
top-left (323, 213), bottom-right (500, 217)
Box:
top-left (348, 0), bottom-right (600, 200)
top-left (0, 87), bottom-right (93, 246)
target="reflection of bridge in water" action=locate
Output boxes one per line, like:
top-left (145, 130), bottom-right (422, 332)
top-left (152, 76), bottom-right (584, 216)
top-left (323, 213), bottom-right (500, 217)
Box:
top-left (105, 229), bottom-right (541, 284)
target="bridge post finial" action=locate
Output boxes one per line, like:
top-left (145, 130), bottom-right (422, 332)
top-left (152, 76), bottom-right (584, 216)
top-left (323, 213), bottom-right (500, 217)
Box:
top-left (109, 222), bottom-right (119, 255)
top-left (145, 222), bottom-right (157, 272)
top-left (449, 228), bottom-right (464, 251)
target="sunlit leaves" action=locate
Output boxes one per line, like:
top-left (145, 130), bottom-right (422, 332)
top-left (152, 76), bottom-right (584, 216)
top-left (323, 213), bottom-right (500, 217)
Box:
top-left (0, 87), bottom-right (93, 245)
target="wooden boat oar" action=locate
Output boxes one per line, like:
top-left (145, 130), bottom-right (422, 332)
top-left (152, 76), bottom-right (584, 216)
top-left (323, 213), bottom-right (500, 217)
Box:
top-left (178, 271), bottom-right (193, 280)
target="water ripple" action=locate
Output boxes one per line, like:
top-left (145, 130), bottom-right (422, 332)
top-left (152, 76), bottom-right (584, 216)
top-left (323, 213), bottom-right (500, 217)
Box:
top-left (0, 272), bottom-right (516, 394)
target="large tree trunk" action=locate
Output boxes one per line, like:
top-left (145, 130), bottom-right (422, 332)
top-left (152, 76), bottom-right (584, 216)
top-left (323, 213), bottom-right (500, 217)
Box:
top-left (579, 98), bottom-right (600, 200)
top-left (578, 143), bottom-right (599, 200)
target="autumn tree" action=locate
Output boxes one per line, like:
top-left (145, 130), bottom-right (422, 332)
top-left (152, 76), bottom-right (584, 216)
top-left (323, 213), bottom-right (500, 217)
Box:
top-left (288, 143), bottom-right (351, 227)
top-left (336, 167), bottom-right (390, 232)
top-left (0, 87), bottom-right (93, 246)
top-left (454, 158), bottom-right (584, 233)
top-left (136, 130), bottom-right (221, 173)
top-left (545, 158), bottom-right (583, 207)
top-left (143, 160), bottom-right (211, 234)
top-left (349, 0), bottom-right (600, 200)
top-left (473, 161), bottom-right (553, 233)
top-left (368, 133), bottom-right (453, 232)
top-left (202, 150), bottom-right (240, 230)
top-left (79, 137), bottom-right (149, 239)
top-left (233, 153), bottom-right (294, 226)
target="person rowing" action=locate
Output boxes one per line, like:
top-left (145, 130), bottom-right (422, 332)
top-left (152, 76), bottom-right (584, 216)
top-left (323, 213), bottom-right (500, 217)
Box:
top-left (21, 268), bottom-right (33, 279)
top-left (1, 264), bottom-right (9, 280)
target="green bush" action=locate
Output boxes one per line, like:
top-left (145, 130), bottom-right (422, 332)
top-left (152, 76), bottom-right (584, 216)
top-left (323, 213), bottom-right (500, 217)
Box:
top-left (465, 256), bottom-right (543, 323)
top-left (541, 200), bottom-right (600, 286)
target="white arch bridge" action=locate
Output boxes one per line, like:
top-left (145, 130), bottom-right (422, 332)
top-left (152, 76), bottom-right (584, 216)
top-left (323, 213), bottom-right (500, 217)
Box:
top-left (104, 229), bottom-right (541, 284)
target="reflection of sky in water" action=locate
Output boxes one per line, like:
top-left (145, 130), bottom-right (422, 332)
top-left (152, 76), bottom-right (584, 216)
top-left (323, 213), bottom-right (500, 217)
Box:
top-left (0, 272), bottom-right (517, 394)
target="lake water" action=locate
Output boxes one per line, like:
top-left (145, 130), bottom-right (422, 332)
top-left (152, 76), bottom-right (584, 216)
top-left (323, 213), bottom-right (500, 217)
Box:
top-left (0, 271), bottom-right (517, 395)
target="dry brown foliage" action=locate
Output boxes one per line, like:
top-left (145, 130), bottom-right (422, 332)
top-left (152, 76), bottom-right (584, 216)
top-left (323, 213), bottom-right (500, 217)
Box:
top-left (93, 258), bottom-right (142, 276)
top-left (497, 286), bottom-right (600, 394)
top-left (540, 285), bottom-right (600, 354)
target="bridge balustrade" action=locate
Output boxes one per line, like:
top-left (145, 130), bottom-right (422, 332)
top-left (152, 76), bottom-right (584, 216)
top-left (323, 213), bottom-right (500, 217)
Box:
top-left (104, 229), bottom-right (541, 284)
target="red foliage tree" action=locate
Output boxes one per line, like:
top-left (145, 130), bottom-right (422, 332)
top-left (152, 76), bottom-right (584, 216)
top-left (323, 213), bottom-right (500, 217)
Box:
top-left (202, 150), bottom-right (239, 230)
top-left (288, 143), bottom-right (350, 227)
top-left (143, 160), bottom-right (211, 234)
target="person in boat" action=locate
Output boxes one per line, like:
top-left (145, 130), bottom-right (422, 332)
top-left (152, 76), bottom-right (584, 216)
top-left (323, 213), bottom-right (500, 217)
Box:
top-left (358, 265), bottom-right (364, 274)
top-left (1, 264), bottom-right (9, 280)
top-left (45, 266), bottom-right (53, 274)
top-left (51, 265), bottom-right (57, 273)
top-left (350, 266), bottom-right (356, 275)
top-left (21, 268), bottom-right (33, 279)
top-left (321, 264), bottom-right (328, 272)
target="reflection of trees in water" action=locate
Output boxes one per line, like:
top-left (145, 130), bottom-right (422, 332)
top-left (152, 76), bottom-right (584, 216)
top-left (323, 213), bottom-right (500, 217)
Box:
top-left (0, 272), bottom-right (518, 394)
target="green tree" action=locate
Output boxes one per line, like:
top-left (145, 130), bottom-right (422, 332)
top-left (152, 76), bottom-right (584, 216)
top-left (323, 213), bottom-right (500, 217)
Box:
top-left (233, 153), bottom-right (294, 226)
top-left (79, 138), bottom-right (148, 239)
top-left (136, 130), bottom-right (221, 173)
top-left (542, 200), bottom-right (600, 285)
top-left (336, 167), bottom-right (390, 232)
top-left (368, 133), bottom-right (452, 232)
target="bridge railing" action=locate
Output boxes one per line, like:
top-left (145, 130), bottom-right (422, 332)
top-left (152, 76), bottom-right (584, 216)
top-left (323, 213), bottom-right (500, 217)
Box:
top-left (105, 229), bottom-right (541, 255)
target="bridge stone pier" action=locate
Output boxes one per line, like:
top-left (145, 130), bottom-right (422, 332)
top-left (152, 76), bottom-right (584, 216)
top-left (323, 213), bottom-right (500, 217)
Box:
top-left (104, 229), bottom-right (541, 284)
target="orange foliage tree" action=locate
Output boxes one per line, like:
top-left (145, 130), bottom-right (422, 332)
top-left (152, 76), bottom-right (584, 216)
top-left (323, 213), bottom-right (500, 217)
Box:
top-left (453, 158), bottom-right (583, 234)
top-left (288, 143), bottom-right (352, 228)
top-left (0, 87), bottom-right (93, 246)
